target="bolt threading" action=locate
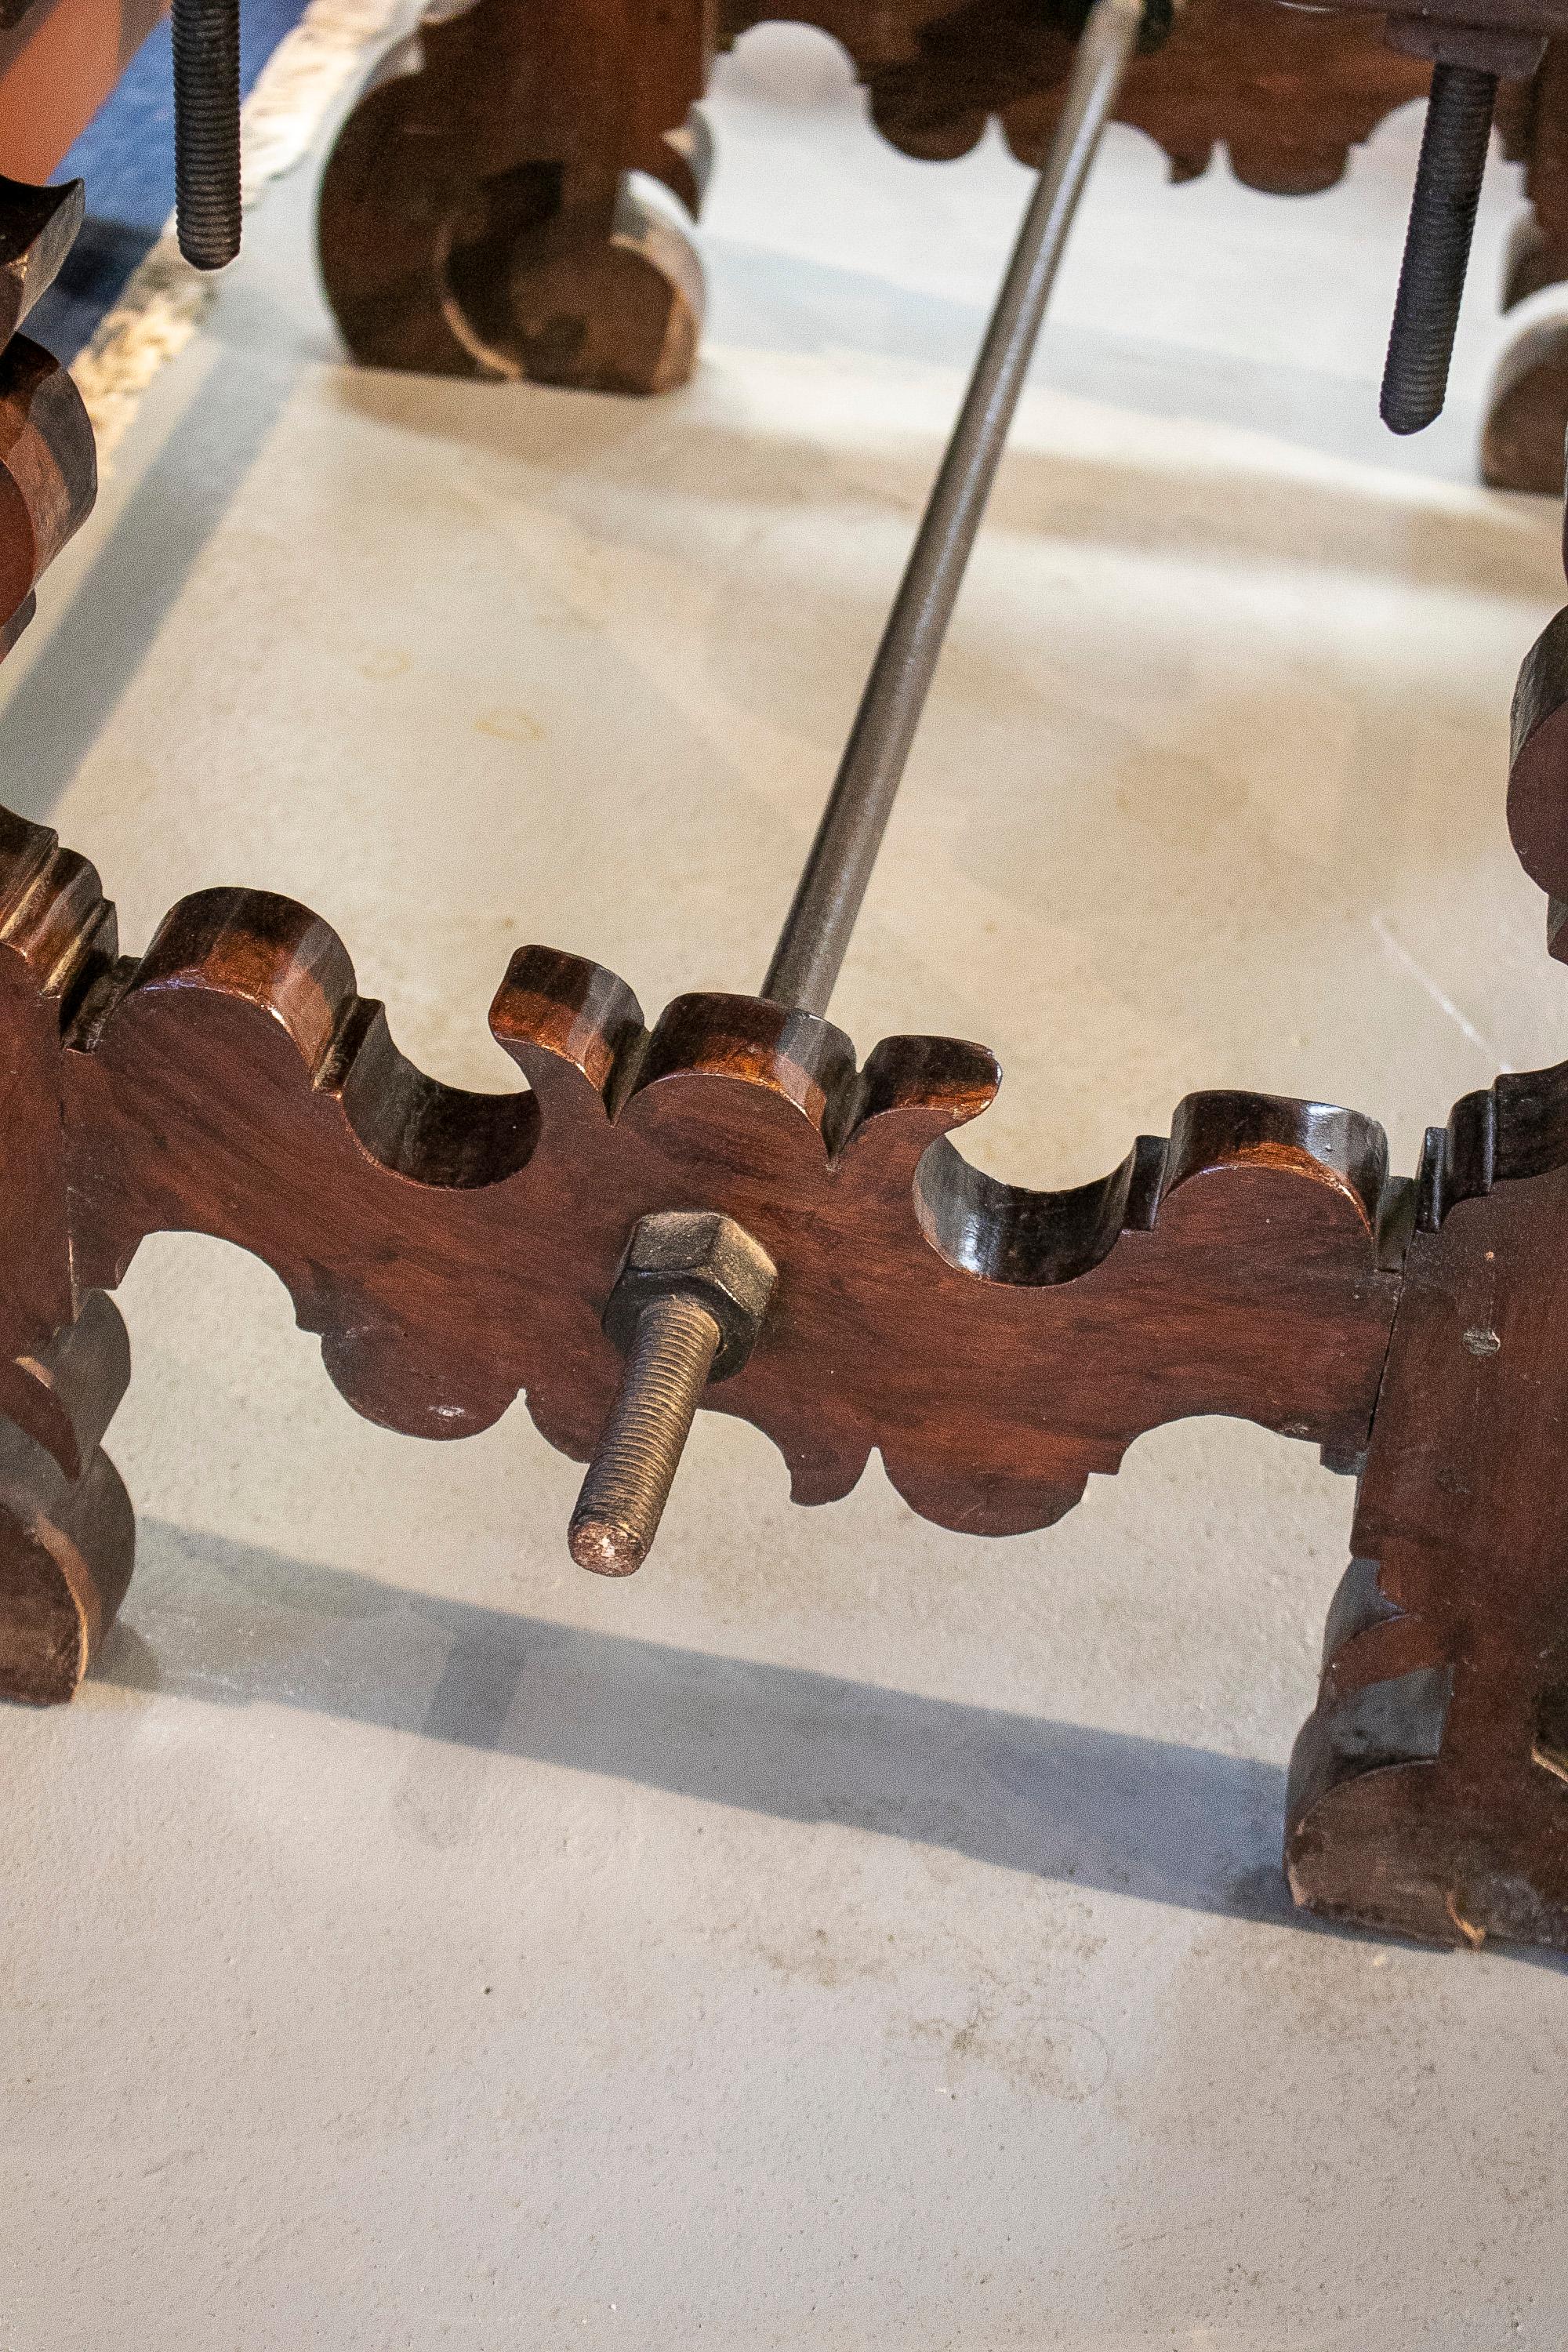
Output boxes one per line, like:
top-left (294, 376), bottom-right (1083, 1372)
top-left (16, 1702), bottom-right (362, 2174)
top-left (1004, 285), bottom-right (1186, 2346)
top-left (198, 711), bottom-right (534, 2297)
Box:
top-left (172, 0), bottom-right (242, 271)
top-left (568, 1294), bottom-right (722, 1577)
top-left (1381, 62), bottom-right (1497, 437)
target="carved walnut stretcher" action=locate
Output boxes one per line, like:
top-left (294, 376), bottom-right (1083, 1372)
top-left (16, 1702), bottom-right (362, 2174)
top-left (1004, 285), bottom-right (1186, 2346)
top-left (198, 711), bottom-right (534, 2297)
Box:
top-left (0, 0), bottom-right (1565, 1961)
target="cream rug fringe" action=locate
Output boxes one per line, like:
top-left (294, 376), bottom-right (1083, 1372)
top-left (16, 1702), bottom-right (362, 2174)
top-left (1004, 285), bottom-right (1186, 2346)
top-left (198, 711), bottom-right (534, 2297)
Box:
top-left (71, 0), bottom-right (405, 463)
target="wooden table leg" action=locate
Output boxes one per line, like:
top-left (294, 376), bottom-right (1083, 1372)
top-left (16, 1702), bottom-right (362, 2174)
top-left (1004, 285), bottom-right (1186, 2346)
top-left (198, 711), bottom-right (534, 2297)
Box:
top-left (318, 0), bottom-right (711, 394)
top-left (1287, 546), bottom-right (1568, 1946)
top-left (1287, 1095), bottom-right (1568, 1948)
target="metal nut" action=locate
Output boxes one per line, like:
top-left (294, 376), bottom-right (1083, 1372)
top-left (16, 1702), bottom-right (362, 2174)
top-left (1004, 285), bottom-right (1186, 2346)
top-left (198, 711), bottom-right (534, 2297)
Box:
top-left (602, 1210), bottom-right (776, 1381)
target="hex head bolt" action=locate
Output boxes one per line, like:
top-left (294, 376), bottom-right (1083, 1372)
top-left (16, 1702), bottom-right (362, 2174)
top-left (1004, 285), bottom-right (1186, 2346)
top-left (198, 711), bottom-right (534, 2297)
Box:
top-left (568, 1212), bottom-right (778, 1576)
top-left (1380, 60), bottom-right (1498, 437)
top-left (172, 0), bottom-right (242, 270)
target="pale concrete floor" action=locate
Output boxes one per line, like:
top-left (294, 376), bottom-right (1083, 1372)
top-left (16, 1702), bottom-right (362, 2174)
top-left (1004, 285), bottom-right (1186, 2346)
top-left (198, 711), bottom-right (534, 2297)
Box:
top-left (2, 28), bottom-right (1566, 2350)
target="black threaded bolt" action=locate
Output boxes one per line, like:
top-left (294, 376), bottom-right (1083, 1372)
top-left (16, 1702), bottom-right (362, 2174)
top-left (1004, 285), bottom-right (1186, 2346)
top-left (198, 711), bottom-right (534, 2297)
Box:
top-left (1381, 62), bottom-right (1497, 437)
top-left (172, 0), bottom-right (242, 270)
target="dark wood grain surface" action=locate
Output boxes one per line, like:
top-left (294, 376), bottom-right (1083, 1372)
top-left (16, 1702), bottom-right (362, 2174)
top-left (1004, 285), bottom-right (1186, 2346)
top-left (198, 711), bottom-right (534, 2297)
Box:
top-left (0, 799), bottom-right (1406, 1719)
top-left (721, 0), bottom-right (1431, 190)
top-left (0, 824), bottom-right (1399, 1542)
top-left (318, 0), bottom-right (1440, 391)
top-left (318, 0), bottom-right (709, 390)
top-left (14, 791), bottom-right (1568, 1955)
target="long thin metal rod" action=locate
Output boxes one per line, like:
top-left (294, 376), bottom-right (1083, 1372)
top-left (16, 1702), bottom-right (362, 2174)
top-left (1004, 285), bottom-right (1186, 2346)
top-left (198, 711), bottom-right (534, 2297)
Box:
top-left (761, 0), bottom-right (1143, 1017)
top-left (1379, 61), bottom-right (1497, 437)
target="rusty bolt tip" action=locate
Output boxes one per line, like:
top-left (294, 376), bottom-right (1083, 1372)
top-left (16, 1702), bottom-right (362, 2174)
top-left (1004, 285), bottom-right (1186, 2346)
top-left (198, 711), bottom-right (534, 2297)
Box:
top-left (568, 1514), bottom-right (649, 1577)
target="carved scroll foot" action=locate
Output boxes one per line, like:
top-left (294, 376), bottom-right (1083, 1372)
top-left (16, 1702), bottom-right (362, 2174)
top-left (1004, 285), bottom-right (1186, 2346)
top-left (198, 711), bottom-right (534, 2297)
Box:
top-left (0, 1291), bottom-right (133, 1706)
top-left (318, 0), bottom-right (710, 394)
top-left (1287, 1085), bottom-right (1568, 1948)
top-left (1481, 319), bottom-right (1568, 495)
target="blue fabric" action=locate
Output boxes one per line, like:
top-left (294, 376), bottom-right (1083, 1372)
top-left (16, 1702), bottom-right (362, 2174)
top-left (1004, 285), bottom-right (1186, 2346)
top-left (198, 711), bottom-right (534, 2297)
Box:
top-left (30, 0), bottom-right (314, 357)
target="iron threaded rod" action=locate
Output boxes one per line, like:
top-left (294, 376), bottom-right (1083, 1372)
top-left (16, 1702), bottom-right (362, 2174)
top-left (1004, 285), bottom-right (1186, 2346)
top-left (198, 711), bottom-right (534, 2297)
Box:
top-left (568, 1294), bottom-right (723, 1577)
top-left (172, 0), bottom-right (242, 270)
top-left (1380, 61), bottom-right (1497, 437)
top-left (760, 0), bottom-right (1142, 1016)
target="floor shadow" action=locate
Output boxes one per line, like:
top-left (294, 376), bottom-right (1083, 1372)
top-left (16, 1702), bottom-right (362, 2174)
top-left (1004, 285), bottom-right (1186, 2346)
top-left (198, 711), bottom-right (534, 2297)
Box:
top-left (91, 1515), bottom-right (1340, 1936)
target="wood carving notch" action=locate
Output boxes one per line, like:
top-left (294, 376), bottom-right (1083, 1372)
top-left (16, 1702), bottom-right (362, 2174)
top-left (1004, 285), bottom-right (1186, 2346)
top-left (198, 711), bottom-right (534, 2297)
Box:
top-left (0, 171), bottom-right (83, 346)
top-left (0, 174), bottom-right (96, 654)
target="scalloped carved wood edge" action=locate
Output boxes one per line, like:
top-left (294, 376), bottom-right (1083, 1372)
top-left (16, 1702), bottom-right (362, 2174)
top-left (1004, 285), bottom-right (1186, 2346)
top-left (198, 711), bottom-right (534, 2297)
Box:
top-left (720, 0), bottom-right (1436, 193)
top-left (317, 0), bottom-right (1439, 397)
top-left (0, 800), bottom-right (1402, 1668)
top-left (0, 803), bottom-right (132, 1702)
top-left (0, 332), bottom-right (96, 652)
top-left (317, 0), bottom-right (710, 391)
top-left (1285, 1062), bottom-right (1568, 1949)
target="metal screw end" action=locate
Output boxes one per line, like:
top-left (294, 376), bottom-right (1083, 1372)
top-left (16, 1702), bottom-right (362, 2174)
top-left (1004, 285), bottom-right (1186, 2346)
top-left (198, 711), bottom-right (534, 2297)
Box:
top-left (1380, 61), bottom-right (1497, 437)
top-left (172, 0), bottom-right (242, 271)
top-left (568, 1292), bottom-right (722, 1577)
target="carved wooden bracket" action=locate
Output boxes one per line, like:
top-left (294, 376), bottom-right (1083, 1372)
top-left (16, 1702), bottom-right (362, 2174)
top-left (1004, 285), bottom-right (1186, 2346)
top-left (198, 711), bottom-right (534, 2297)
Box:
top-left (0, 807), bottom-right (1398, 1544)
top-left (321, 0), bottom-right (1443, 390)
top-left (720, 0), bottom-right (1434, 193)
top-left (1507, 587), bottom-right (1568, 957)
